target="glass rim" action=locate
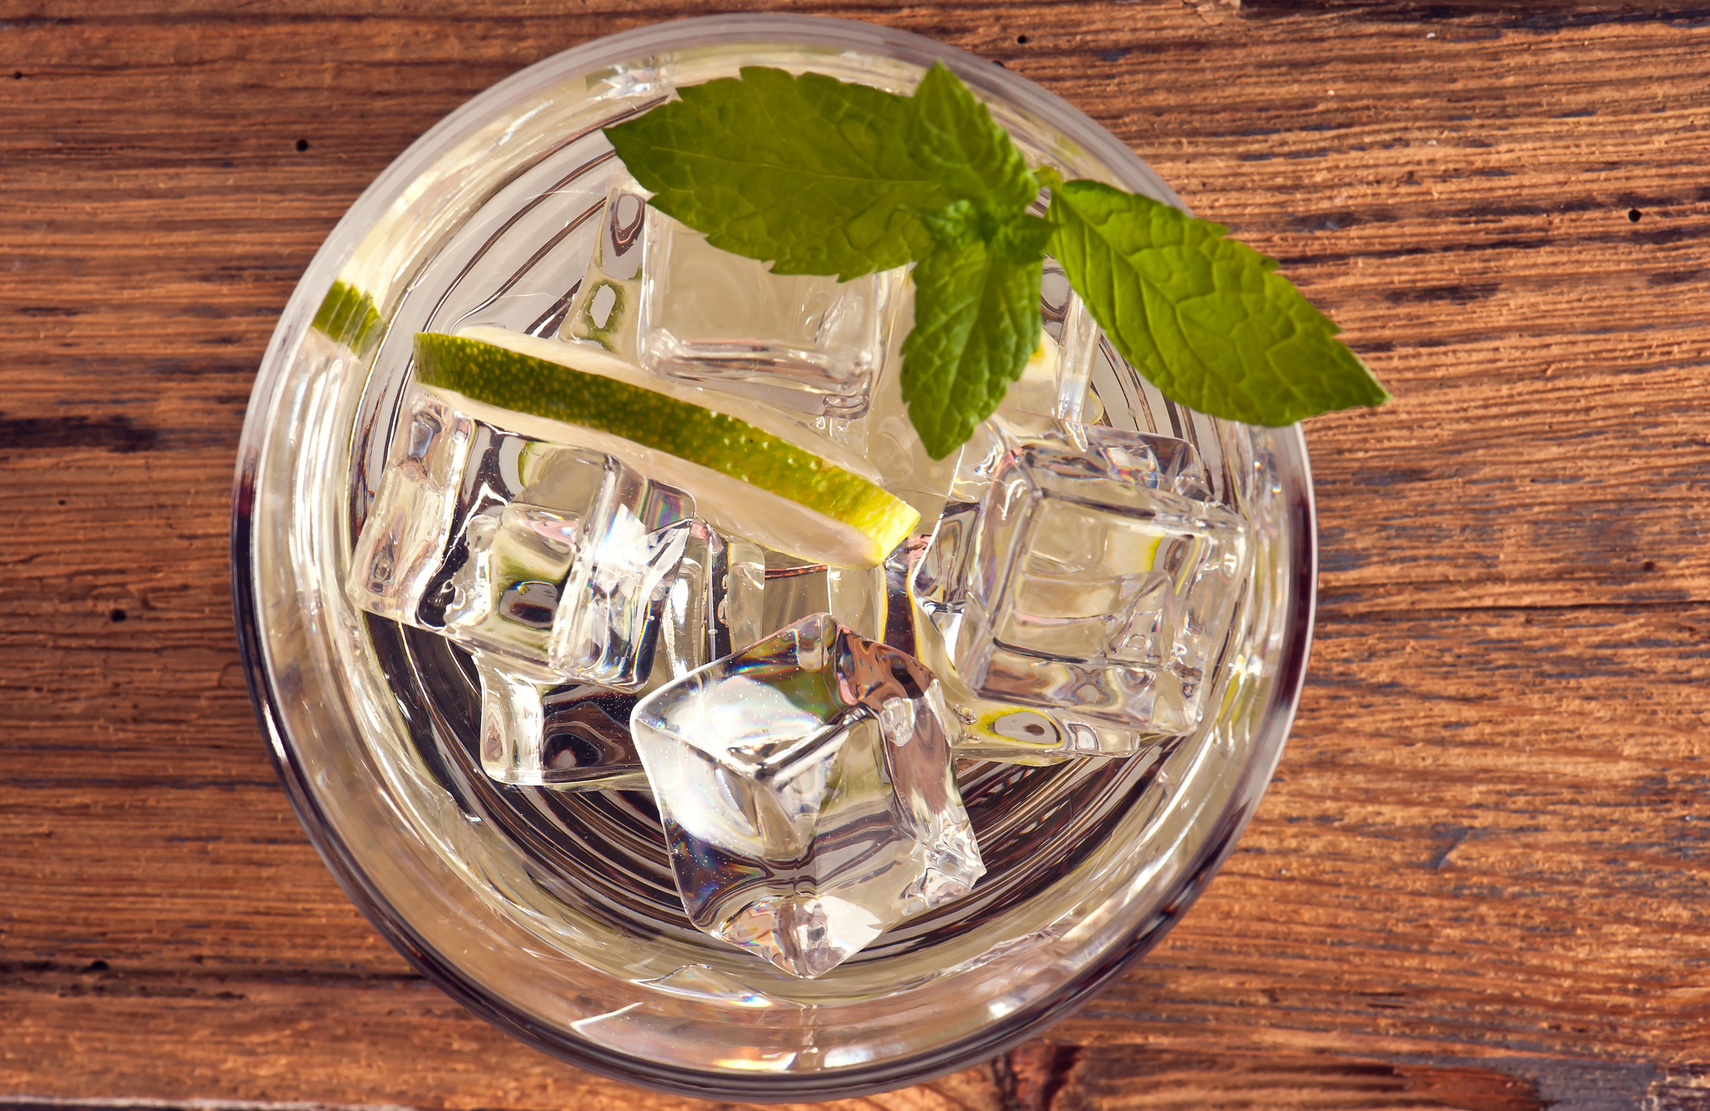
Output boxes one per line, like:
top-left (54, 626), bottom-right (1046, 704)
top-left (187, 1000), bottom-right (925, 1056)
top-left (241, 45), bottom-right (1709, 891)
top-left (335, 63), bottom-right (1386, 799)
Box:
top-left (231, 13), bottom-right (1318, 1099)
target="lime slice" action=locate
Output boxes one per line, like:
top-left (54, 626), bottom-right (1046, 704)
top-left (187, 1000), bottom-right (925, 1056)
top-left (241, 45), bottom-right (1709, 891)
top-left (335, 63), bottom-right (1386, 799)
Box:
top-left (312, 280), bottom-right (383, 355)
top-left (413, 328), bottom-right (920, 568)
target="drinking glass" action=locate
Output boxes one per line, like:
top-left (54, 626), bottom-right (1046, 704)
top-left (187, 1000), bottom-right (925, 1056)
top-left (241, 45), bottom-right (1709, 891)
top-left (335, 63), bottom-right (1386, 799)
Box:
top-left (231, 14), bottom-right (1316, 1099)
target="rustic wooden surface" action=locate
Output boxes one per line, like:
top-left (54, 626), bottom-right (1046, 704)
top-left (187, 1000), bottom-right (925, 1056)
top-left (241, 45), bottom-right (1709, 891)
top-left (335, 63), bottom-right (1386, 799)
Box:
top-left (4, 1), bottom-right (1709, 1108)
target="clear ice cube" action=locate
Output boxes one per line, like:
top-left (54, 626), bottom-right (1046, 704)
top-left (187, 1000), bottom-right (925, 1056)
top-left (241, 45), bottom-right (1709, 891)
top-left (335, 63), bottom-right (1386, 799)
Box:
top-left (468, 518), bottom-right (890, 792)
top-left (849, 279), bottom-right (964, 526)
top-left (476, 519), bottom-right (733, 793)
top-left (1025, 258), bottom-right (1101, 423)
top-left (347, 390), bottom-right (695, 691)
top-left (561, 171), bottom-right (900, 418)
top-left (346, 391), bottom-right (474, 624)
top-left (475, 652), bottom-right (648, 791)
top-left (911, 419), bottom-right (1249, 745)
top-left (887, 537), bottom-right (1145, 764)
top-left (440, 451), bottom-right (604, 664)
top-left (562, 169), bottom-right (648, 361)
top-left (993, 260), bottom-right (1102, 426)
top-left (630, 613), bottom-right (983, 979)
top-left (639, 527), bottom-right (884, 688)
top-left (645, 519), bottom-right (731, 690)
top-left (725, 542), bottom-right (887, 650)
top-left (537, 456), bottom-right (695, 688)
top-left (843, 260), bottom-right (1104, 530)
top-left (641, 210), bottom-right (900, 418)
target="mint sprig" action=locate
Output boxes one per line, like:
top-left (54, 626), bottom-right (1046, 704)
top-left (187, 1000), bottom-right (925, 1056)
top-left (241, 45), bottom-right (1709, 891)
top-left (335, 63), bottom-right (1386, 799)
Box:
top-left (1047, 179), bottom-right (1389, 425)
top-left (605, 62), bottom-right (1388, 458)
top-left (603, 67), bottom-right (945, 281)
top-left (906, 62), bottom-right (1039, 214)
top-left (902, 235), bottom-right (1044, 457)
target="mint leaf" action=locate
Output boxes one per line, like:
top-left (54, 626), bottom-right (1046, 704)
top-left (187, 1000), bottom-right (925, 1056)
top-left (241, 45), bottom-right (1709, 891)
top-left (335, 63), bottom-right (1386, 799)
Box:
top-left (908, 62), bottom-right (1039, 213)
top-left (993, 212), bottom-right (1053, 263)
top-left (921, 198), bottom-right (981, 250)
top-left (604, 62), bottom-right (1052, 458)
top-left (604, 67), bottom-right (947, 280)
top-left (1048, 179), bottom-right (1389, 425)
top-left (921, 200), bottom-right (1050, 261)
top-left (901, 237), bottom-right (1043, 460)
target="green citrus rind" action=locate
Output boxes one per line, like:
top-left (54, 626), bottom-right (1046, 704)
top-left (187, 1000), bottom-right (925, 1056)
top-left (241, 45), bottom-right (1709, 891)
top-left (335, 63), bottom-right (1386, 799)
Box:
top-left (412, 331), bottom-right (919, 567)
top-left (312, 280), bottom-right (382, 355)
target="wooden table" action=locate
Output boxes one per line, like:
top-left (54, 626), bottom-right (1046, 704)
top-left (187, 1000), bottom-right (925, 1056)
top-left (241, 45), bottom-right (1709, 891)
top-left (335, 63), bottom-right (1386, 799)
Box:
top-left (4, 2), bottom-right (1708, 1108)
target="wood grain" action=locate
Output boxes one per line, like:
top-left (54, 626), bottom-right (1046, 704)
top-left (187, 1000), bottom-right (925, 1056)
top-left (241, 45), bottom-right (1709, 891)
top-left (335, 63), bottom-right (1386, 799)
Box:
top-left (5, 1), bottom-right (1710, 1108)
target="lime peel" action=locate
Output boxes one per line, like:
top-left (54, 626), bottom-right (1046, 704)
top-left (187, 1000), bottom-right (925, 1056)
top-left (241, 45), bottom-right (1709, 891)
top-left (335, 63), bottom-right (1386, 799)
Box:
top-left (312, 280), bottom-right (382, 355)
top-left (412, 331), bottom-right (919, 568)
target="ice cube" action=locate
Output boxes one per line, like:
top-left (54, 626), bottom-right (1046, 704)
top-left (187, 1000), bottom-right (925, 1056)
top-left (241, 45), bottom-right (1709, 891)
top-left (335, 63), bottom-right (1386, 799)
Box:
top-left (645, 519), bottom-right (728, 689)
top-left (563, 169), bottom-right (902, 418)
top-left (912, 419), bottom-right (1249, 743)
top-left (472, 520), bottom-right (732, 795)
top-left (638, 207), bottom-right (900, 420)
top-left (472, 520), bottom-right (889, 793)
top-left (350, 398), bottom-right (574, 633)
top-left (347, 392), bottom-right (474, 624)
top-left (723, 544), bottom-right (887, 650)
top-left (840, 263), bottom-right (1105, 532)
top-left (843, 279), bottom-right (964, 526)
top-left (438, 446), bottom-right (604, 663)
top-left (562, 169), bottom-right (648, 360)
top-left (648, 531), bottom-right (887, 675)
top-left (474, 651), bottom-right (648, 791)
top-left (915, 619), bottom-right (1168, 764)
top-left (640, 525), bottom-right (886, 695)
top-left (539, 455), bottom-right (695, 688)
top-left (630, 613), bottom-right (983, 979)
top-left (347, 390), bottom-right (695, 691)
top-left (884, 537), bottom-right (1148, 764)
top-left (1027, 259), bottom-right (1101, 423)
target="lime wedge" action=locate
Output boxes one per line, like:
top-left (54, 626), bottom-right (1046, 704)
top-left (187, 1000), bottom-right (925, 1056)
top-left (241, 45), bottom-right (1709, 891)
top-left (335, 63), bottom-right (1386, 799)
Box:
top-left (413, 329), bottom-right (919, 568)
top-left (312, 280), bottom-right (383, 355)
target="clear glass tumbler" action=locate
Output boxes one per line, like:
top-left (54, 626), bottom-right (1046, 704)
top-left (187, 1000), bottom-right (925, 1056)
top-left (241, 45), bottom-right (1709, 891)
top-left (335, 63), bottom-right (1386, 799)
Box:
top-left (231, 14), bottom-right (1316, 1099)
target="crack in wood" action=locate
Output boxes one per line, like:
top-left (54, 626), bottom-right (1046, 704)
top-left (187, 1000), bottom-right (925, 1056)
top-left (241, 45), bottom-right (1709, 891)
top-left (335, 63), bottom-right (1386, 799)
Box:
top-left (0, 960), bottom-right (425, 1001)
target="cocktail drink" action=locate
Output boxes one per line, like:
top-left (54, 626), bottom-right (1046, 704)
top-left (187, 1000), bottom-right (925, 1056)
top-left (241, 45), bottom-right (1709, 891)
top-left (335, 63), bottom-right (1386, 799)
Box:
top-left (235, 16), bottom-right (1325, 1098)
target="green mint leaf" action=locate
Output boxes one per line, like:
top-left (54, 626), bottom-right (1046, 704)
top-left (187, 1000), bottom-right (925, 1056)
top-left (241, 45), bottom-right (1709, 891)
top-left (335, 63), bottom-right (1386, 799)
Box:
top-left (992, 212), bottom-right (1053, 263)
top-left (923, 202), bottom-right (1052, 264)
top-left (901, 237), bottom-right (1043, 460)
top-left (603, 67), bottom-right (947, 280)
top-left (908, 62), bottom-right (1039, 213)
top-left (921, 198), bottom-right (980, 250)
top-left (1048, 179), bottom-right (1390, 425)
